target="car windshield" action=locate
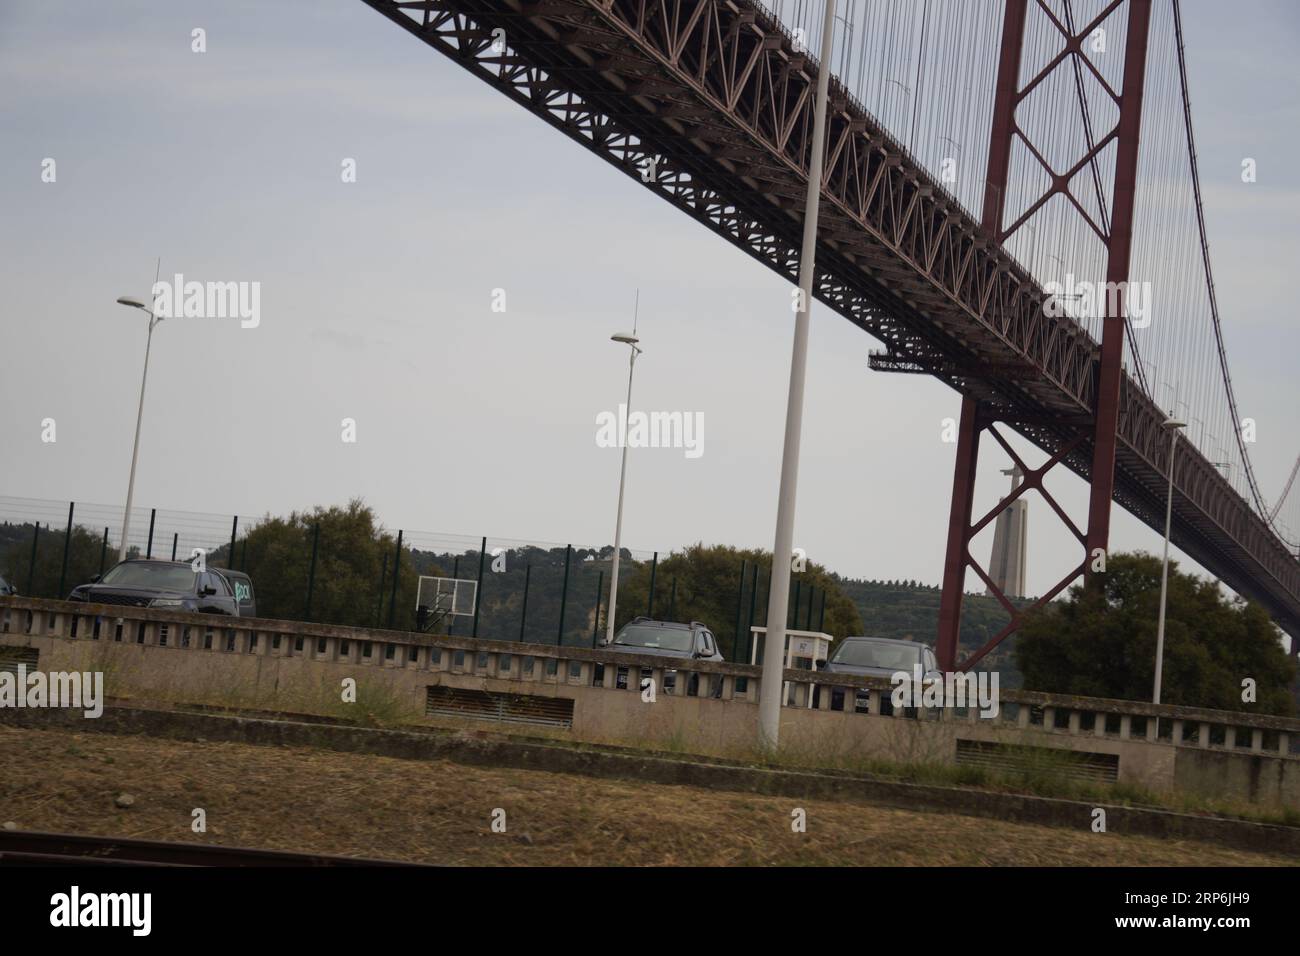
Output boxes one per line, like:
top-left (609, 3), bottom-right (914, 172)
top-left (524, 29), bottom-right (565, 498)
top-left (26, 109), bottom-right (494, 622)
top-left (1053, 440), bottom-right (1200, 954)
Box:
top-left (833, 640), bottom-right (922, 670)
top-left (99, 563), bottom-right (196, 591)
top-left (613, 624), bottom-right (693, 653)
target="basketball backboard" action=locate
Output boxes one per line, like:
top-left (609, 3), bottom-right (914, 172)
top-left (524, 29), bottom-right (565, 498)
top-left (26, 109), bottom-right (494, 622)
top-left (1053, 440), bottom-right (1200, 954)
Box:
top-left (415, 576), bottom-right (478, 620)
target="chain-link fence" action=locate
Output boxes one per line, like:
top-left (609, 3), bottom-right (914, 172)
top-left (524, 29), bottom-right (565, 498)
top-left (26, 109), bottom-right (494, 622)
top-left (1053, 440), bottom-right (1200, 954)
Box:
top-left (0, 495), bottom-right (834, 663)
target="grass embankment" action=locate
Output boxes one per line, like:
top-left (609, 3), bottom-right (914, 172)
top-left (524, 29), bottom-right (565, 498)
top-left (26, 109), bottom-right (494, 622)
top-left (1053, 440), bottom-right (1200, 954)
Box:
top-left (3, 725), bottom-right (1294, 866)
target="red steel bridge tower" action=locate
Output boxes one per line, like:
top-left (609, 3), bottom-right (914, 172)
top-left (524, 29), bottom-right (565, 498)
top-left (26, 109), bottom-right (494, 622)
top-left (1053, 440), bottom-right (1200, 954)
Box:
top-left (937, 0), bottom-right (1152, 671)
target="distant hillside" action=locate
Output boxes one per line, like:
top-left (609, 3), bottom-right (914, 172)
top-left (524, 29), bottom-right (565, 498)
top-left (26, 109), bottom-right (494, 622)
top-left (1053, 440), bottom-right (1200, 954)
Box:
top-left (831, 576), bottom-right (1027, 686)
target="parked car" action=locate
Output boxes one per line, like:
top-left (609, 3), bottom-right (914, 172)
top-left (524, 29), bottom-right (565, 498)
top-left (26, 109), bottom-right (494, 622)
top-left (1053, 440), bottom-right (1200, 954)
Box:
top-left (817, 636), bottom-right (943, 714)
top-left (0, 572), bottom-right (16, 596)
top-left (601, 617), bottom-right (725, 697)
top-left (68, 559), bottom-right (243, 616)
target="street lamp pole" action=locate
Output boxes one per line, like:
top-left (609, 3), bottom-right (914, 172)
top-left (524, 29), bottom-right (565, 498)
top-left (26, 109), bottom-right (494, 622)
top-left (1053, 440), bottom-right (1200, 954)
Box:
top-left (116, 294), bottom-right (163, 562)
top-left (604, 294), bottom-right (642, 645)
top-left (758, 0), bottom-right (837, 750)
top-left (1153, 416), bottom-right (1186, 704)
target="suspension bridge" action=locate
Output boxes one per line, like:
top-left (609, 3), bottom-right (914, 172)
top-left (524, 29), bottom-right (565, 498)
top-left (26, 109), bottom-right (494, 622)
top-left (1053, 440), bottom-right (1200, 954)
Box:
top-left (357, 0), bottom-right (1300, 671)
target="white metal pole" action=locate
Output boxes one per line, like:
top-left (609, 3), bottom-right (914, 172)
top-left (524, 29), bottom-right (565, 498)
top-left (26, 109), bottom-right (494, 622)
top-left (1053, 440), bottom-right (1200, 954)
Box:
top-left (758, 0), bottom-right (837, 750)
top-left (119, 312), bottom-right (157, 562)
top-left (605, 343), bottom-right (638, 644)
top-left (1153, 427), bottom-right (1179, 704)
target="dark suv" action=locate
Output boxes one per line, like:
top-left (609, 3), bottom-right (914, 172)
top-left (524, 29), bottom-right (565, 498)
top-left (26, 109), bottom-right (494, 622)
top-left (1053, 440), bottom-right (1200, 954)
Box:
top-left (818, 636), bottom-right (943, 714)
top-left (68, 559), bottom-right (246, 616)
top-left (602, 617), bottom-right (725, 696)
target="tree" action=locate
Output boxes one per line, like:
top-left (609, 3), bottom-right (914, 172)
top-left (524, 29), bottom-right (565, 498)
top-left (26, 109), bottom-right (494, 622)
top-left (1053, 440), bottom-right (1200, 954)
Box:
top-left (235, 499), bottom-right (422, 629)
top-left (1015, 552), bottom-right (1295, 715)
top-left (1, 523), bottom-right (112, 598)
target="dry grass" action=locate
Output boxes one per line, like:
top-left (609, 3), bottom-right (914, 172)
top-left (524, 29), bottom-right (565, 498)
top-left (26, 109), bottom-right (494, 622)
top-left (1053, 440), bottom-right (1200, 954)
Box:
top-left (2, 725), bottom-right (1293, 866)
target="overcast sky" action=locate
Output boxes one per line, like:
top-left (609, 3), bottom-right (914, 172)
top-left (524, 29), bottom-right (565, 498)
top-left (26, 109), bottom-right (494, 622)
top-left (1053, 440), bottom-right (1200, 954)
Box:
top-left (1, 0), bottom-right (1297, 608)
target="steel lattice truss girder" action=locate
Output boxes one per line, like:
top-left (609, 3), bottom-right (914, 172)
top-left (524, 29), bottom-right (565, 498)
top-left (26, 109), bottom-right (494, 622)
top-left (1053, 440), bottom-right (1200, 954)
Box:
top-left (361, 0), bottom-right (1300, 639)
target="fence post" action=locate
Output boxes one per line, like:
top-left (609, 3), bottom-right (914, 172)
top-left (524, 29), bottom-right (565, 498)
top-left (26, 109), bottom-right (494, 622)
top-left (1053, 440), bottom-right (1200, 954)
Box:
top-left (556, 544), bottom-right (572, 645)
top-left (26, 523), bottom-right (41, 595)
top-left (387, 531), bottom-right (404, 629)
top-left (471, 537), bottom-right (486, 638)
top-left (170, 532), bottom-right (178, 561)
top-left (591, 570), bottom-right (604, 646)
top-left (98, 527), bottom-right (109, 576)
top-left (375, 551), bottom-right (389, 626)
top-left (305, 522), bottom-right (320, 621)
top-left (145, 508), bottom-right (156, 559)
top-left (733, 560), bottom-right (747, 661)
top-left (646, 551), bottom-right (657, 616)
top-left (448, 556), bottom-right (460, 636)
top-left (519, 563), bottom-right (531, 641)
top-left (228, 516), bottom-right (238, 568)
top-left (57, 501), bottom-right (75, 599)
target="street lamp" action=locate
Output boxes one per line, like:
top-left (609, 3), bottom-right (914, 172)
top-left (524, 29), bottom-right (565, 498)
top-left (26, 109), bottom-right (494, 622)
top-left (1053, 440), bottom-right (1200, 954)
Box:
top-left (1153, 416), bottom-right (1186, 705)
top-left (884, 76), bottom-right (912, 133)
top-left (603, 299), bottom-right (642, 646)
top-left (115, 294), bottom-right (164, 562)
top-left (758, 0), bottom-right (837, 750)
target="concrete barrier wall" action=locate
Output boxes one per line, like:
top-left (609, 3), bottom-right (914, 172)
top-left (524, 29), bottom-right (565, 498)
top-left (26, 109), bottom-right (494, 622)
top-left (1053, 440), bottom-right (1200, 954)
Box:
top-left (2, 597), bottom-right (1296, 808)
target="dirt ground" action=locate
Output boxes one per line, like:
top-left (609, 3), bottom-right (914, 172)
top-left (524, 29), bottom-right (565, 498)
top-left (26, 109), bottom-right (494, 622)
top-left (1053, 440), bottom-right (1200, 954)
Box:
top-left (2, 725), bottom-right (1293, 866)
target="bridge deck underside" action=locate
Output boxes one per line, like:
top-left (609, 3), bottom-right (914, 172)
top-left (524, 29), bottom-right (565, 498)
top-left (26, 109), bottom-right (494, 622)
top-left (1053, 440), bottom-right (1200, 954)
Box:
top-left (364, 0), bottom-right (1300, 640)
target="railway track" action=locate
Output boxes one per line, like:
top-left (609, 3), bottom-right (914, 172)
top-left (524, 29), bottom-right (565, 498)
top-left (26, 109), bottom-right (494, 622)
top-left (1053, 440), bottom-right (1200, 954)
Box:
top-left (0, 829), bottom-right (420, 866)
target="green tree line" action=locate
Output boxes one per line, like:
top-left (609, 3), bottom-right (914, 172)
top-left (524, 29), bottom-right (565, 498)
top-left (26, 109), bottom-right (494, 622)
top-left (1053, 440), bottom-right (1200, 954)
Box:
top-left (1015, 553), bottom-right (1295, 716)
